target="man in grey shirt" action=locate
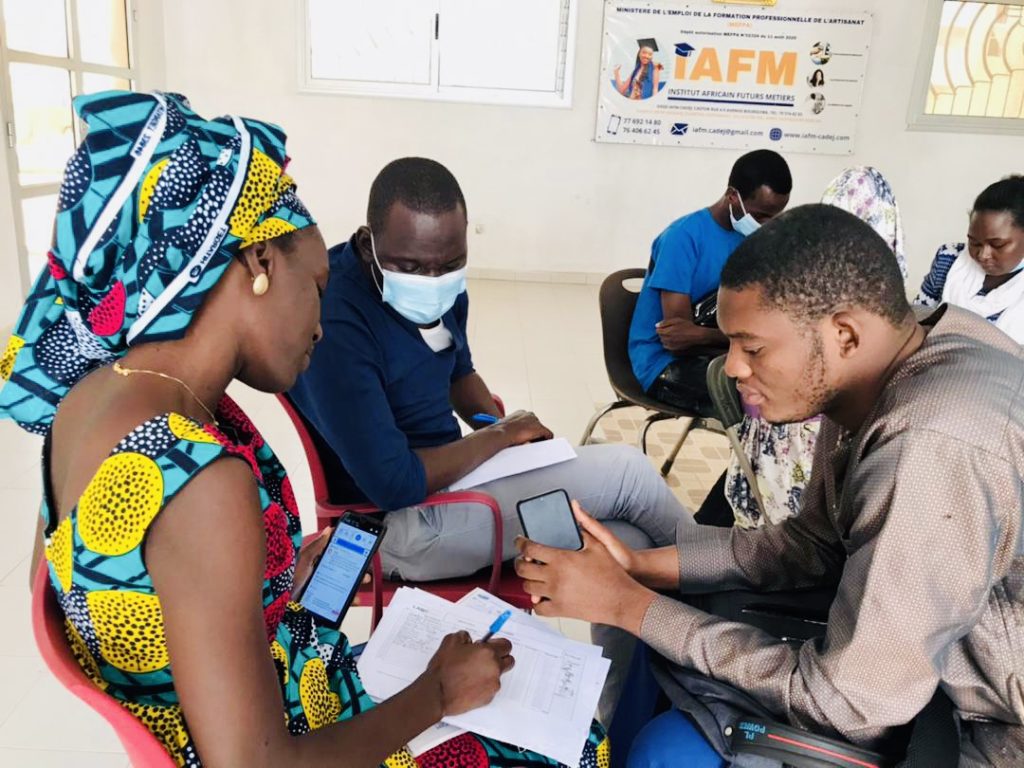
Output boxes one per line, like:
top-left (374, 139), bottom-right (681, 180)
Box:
top-left (517, 204), bottom-right (1024, 766)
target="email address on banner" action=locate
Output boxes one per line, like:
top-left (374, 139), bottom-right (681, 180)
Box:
top-left (691, 127), bottom-right (758, 137)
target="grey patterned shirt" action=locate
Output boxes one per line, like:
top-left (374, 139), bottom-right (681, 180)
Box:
top-left (640, 306), bottom-right (1024, 766)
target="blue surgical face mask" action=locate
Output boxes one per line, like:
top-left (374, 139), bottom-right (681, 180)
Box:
top-left (369, 230), bottom-right (467, 325)
top-left (729, 195), bottom-right (761, 237)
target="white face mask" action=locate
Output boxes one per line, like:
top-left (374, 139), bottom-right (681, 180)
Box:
top-left (729, 194), bottom-right (761, 237)
top-left (369, 230), bottom-right (467, 325)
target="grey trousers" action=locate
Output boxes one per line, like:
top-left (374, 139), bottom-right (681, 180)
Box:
top-left (378, 442), bottom-right (694, 725)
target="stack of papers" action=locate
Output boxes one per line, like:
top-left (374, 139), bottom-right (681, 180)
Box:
top-left (357, 587), bottom-right (609, 767)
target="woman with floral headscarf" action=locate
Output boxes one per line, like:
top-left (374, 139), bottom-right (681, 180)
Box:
top-left (1, 91), bottom-right (606, 768)
top-left (700, 167), bottom-right (907, 528)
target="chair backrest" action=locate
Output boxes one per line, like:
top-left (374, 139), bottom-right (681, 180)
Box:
top-left (598, 268), bottom-right (648, 402)
top-left (31, 560), bottom-right (177, 768)
top-left (705, 354), bottom-right (743, 430)
top-left (704, 354), bottom-right (767, 516)
top-left (276, 393), bottom-right (330, 504)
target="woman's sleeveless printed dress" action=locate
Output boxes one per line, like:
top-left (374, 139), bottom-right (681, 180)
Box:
top-left (42, 397), bottom-right (608, 767)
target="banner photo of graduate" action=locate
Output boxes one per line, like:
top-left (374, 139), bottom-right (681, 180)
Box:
top-left (596, 2), bottom-right (872, 155)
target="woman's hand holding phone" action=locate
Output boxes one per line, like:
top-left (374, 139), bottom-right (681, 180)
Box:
top-left (423, 631), bottom-right (515, 716)
top-left (293, 525), bottom-right (374, 598)
top-left (293, 527), bottom-right (333, 595)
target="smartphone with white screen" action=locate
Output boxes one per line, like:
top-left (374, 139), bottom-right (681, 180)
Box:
top-left (516, 489), bottom-right (583, 551)
top-left (297, 513), bottom-right (385, 626)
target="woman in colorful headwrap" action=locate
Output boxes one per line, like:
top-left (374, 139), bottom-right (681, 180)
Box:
top-left (613, 38), bottom-right (664, 100)
top-left (701, 167), bottom-right (907, 528)
top-left (1, 91), bottom-right (607, 768)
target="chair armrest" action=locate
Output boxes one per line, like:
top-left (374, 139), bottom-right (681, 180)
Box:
top-left (706, 354), bottom-right (744, 430)
top-left (491, 394), bottom-right (505, 418)
top-left (423, 491), bottom-right (503, 595)
top-left (315, 491), bottom-right (504, 597)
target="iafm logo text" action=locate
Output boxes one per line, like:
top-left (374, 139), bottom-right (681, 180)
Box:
top-left (673, 43), bottom-right (797, 86)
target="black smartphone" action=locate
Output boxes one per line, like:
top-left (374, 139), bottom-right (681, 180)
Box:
top-left (516, 489), bottom-right (583, 551)
top-left (297, 512), bottom-right (385, 626)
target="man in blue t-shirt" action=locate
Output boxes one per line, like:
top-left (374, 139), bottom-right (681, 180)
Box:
top-left (628, 150), bottom-right (792, 414)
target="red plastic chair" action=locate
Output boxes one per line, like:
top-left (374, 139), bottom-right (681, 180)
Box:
top-left (277, 393), bottom-right (531, 628)
top-left (31, 559), bottom-right (177, 768)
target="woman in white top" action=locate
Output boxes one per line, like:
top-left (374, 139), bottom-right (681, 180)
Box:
top-left (916, 175), bottom-right (1024, 343)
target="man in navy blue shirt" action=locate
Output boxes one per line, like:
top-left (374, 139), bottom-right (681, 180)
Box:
top-left (290, 158), bottom-right (689, 575)
top-left (629, 150), bottom-right (792, 415)
top-left (291, 157), bottom-right (692, 721)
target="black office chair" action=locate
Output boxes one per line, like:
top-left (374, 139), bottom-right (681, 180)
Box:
top-left (579, 268), bottom-right (724, 477)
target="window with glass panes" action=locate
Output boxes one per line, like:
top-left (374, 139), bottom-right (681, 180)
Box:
top-left (0, 0), bottom-right (134, 296)
top-left (910, 1), bottom-right (1024, 134)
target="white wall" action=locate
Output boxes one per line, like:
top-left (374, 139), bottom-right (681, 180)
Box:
top-left (3, 0), bottom-right (1018, 311)
top-left (155, 0), bottom-right (1024, 290)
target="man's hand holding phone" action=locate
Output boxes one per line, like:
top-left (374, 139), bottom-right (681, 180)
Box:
top-left (571, 501), bottom-right (637, 574)
top-left (516, 489), bottom-right (584, 553)
top-left (514, 499), bottom-right (654, 633)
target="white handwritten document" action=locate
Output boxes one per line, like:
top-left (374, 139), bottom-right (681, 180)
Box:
top-left (357, 588), bottom-right (609, 767)
top-left (448, 437), bottom-right (578, 490)
top-left (456, 587), bottom-right (560, 635)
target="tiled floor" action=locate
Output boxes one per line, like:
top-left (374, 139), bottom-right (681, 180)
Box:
top-left (0, 279), bottom-right (729, 766)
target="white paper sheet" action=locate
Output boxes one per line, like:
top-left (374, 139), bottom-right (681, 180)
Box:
top-left (455, 587), bottom-right (559, 636)
top-left (357, 588), bottom-right (608, 768)
top-left (448, 437), bottom-right (577, 491)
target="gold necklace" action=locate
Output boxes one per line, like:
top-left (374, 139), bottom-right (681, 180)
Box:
top-left (112, 361), bottom-right (219, 425)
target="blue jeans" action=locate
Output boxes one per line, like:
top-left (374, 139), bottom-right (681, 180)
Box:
top-left (626, 710), bottom-right (725, 768)
top-left (610, 643), bottom-right (723, 768)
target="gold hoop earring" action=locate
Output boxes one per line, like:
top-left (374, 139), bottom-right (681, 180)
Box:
top-left (252, 274), bottom-right (270, 296)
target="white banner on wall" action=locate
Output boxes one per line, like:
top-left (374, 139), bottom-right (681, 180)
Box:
top-left (596, 2), bottom-right (872, 155)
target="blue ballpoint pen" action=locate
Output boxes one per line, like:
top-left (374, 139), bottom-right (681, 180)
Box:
top-left (472, 413), bottom-right (500, 425)
top-left (480, 610), bottom-right (512, 642)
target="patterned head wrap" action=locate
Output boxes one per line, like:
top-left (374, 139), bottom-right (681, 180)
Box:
top-left (0, 90), bottom-right (315, 435)
top-left (820, 166), bottom-right (907, 278)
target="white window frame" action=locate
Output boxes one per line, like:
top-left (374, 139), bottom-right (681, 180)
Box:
top-left (297, 0), bottom-right (579, 109)
top-left (0, 0), bottom-right (138, 296)
top-left (908, 0), bottom-right (1024, 135)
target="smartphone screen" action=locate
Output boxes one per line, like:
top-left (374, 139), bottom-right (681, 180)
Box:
top-left (299, 516), bottom-right (383, 624)
top-left (516, 489), bottom-right (583, 551)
